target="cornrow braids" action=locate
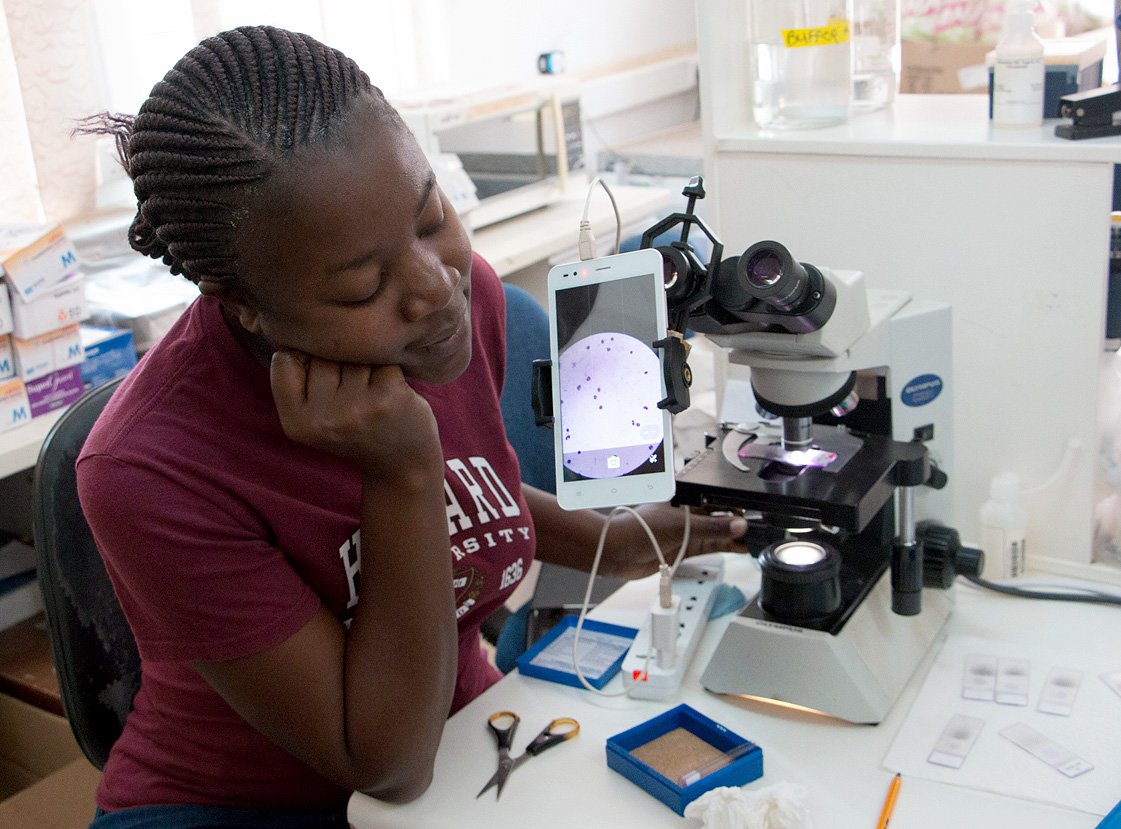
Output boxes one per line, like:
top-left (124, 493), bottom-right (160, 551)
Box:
top-left (78, 26), bottom-right (398, 291)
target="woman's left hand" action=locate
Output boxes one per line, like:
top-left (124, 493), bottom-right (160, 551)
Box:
top-left (596, 504), bottom-right (749, 581)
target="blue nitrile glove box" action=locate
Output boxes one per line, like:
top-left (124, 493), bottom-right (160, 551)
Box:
top-left (79, 325), bottom-right (137, 391)
top-left (606, 703), bottom-right (763, 815)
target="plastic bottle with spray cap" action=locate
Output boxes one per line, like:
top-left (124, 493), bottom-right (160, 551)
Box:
top-left (979, 472), bottom-right (1028, 579)
top-left (991, 0), bottom-right (1045, 129)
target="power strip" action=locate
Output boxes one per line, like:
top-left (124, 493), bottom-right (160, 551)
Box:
top-left (620, 554), bottom-right (725, 700)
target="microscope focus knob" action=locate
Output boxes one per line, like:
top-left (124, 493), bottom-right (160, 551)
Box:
top-left (918, 522), bottom-right (985, 589)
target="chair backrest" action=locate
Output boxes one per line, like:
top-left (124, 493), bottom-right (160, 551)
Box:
top-left (499, 282), bottom-right (555, 494)
top-left (32, 377), bottom-right (140, 770)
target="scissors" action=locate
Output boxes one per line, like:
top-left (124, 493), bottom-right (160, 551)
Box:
top-left (476, 710), bottom-right (580, 800)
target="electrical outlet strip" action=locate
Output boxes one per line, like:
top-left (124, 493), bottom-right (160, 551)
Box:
top-left (620, 554), bottom-right (725, 700)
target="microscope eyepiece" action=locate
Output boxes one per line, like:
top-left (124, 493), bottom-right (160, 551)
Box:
top-left (737, 241), bottom-right (815, 312)
top-left (708, 240), bottom-right (831, 333)
top-left (743, 249), bottom-right (784, 289)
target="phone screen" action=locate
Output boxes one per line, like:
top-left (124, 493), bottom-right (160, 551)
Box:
top-left (554, 272), bottom-right (667, 482)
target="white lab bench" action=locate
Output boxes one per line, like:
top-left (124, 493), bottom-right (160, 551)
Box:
top-left (347, 553), bottom-right (1121, 829)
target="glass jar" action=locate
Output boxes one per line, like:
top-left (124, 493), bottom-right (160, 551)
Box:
top-left (851, 0), bottom-right (900, 110)
top-left (749, 0), bottom-right (854, 129)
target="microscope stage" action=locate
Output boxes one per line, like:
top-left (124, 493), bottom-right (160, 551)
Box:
top-left (674, 425), bottom-right (926, 532)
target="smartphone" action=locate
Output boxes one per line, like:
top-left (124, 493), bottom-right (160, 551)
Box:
top-left (547, 247), bottom-right (675, 510)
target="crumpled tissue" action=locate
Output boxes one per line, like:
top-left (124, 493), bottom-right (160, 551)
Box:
top-left (683, 781), bottom-right (813, 829)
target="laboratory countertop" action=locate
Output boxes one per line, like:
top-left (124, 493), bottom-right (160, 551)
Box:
top-left (470, 183), bottom-right (673, 277)
top-left (711, 93), bottom-right (1121, 163)
top-left (348, 554), bottom-right (1120, 829)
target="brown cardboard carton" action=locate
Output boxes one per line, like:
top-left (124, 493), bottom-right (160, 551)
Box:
top-left (0, 692), bottom-right (82, 798)
top-left (0, 758), bottom-right (100, 828)
top-left (901, 39), bottom-right (994, 93)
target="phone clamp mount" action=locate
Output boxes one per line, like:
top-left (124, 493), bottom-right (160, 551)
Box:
top-left (1055, 84), bottom-right (1121, 140)
top-left (530, 336), bottom-right (692, 430)
top-left (531, 177), bottom-right (723, 429)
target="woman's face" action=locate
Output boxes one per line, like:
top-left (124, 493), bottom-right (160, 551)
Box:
top-left (230, 100), bottom-right (474, 385)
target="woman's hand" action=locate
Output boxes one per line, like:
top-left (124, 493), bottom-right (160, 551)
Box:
top-left (595, 503), bottom-right (749, 580)
top-left (270, 349), bottom-right (443, 477)
top-left (525, 487), bottom-right (749, 582)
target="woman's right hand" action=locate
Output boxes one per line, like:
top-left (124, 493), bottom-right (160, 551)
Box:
top-left (269, 348), bottom-right (443, 477)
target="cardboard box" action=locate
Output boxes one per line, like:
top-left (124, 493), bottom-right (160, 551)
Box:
top-left (79, 325), bottom-right (137, 391)
top-left (0, 757), bottom-right (101, 828)
top-left (901, 39), bottom-right (994, 93)
top-left (0, 225), bottom-right (81, 304)
top-left (0, 692), bottom-right (83, 801)
top-left (0, 287), bottom-right (11, 337)
top-left (11, 325), bottom-right (83, 383)
top-left (24, 366), bottom-right (83, 419)
top-left (0, 378), bottom-right (32, 433)
top-left (0, 336), bottom-right (12, 381)
top-left (9, 278), bottom-right (89, 340)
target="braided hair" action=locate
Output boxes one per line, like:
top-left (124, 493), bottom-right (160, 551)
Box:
top-left (81, 26), bottom-right (398, 294)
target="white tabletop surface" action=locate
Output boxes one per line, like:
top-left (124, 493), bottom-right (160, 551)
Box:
top-left (348, 554), bottom-right (1120, 829)
top-left (471, 184), bottom-right (674, 277)
top-left (0, 406), bottom-right (63, 481)
top-left (712, 93), bottom-right (1121, 163)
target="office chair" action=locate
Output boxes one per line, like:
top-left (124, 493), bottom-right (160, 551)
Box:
top-left (499, 282), bottom-right (555, 495)
top-left (32, 376), bottom-right (139, 771)
top-left (490, 283), bottom-right (624, 672)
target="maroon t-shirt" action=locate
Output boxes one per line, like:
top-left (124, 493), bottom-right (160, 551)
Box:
top-left (77, 253), bottom-right (533, 811)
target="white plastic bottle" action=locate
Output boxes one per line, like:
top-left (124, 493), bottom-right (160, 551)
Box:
top-left (980, 472), bottom-right (1028, 579)
top-left (991, 3), bottom-right (1045, 129)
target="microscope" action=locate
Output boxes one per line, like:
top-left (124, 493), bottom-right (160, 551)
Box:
top-left (639, 178), bottom-right (978, 724)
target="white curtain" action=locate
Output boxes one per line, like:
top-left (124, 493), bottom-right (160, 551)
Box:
top-left (0, 0), bottom-right (103, 224)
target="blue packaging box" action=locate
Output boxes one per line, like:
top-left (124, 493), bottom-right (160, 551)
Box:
top-left (79, 325), bottom-right (137, 391)
top-left (516, 615), bottom-right (637, 689)
top-left (606, 704), bottom-right (763, 815)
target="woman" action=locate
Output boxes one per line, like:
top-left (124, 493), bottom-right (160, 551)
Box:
top-left (76, 25), bottom-right (746, 828)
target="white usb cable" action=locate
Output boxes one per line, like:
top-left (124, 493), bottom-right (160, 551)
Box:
top-left (578, 176), bottom-right (623, 261)
top-left (569, 505), bottom-right (691, 696)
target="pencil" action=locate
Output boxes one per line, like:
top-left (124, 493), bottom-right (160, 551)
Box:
top-left (876, 773), bottom-right (902, 829)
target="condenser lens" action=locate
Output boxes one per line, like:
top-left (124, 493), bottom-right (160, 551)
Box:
top-left (773, 541), bottom-right (827, 567)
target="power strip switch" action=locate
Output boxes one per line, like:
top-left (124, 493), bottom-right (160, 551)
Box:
top-left (621, 554), bottom-right (725, 700)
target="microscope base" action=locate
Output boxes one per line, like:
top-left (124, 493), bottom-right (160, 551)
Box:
top-left (699, 570), bottom-right (952, 724)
